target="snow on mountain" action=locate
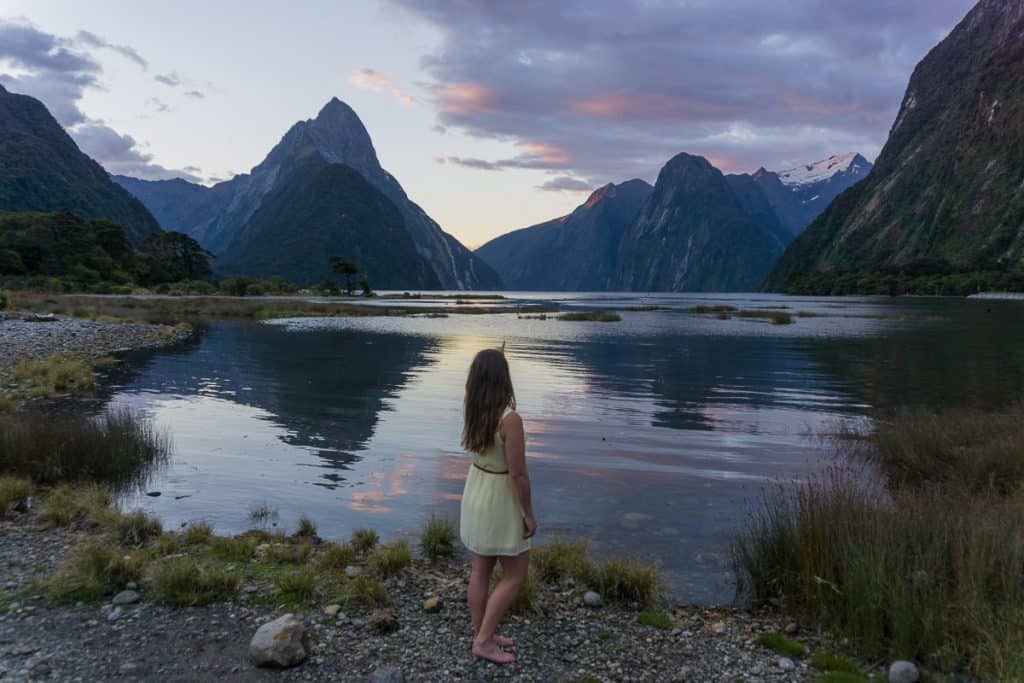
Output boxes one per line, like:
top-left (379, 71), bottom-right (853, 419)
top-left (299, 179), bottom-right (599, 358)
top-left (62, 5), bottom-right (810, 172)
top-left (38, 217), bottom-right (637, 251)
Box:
top-left (777, 153), bottom-right (868, 188)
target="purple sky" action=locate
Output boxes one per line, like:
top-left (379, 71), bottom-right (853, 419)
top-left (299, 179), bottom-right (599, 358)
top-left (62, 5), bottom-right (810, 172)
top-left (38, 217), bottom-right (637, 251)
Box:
top-left (0, 0), bottom-right (978, 244)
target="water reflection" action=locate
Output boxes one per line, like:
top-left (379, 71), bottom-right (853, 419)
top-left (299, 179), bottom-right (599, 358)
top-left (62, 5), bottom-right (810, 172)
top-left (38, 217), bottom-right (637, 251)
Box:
top-left (102, 294), bottom-right (1024, 603)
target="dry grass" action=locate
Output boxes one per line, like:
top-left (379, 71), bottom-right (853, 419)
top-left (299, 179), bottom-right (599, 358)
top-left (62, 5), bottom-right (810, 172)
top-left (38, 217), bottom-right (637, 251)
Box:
top-left (182, 521), bottom-right (214, 546)
top-left (369, 540), bottom-right (412, 577)
top-left (38, 483), bottom-right (111, 527)
top-left (316, 542), bottom-right (357, 572)
top-left (48, 540), bottom-right (147, 603)
top-left (0, 475), bottom-right (31, 517)
top-left (149, 557), bottom-right (238, 606)
top-left (274, 567), bottom-right (318, 604)
top-left (344, 574), bottom-right (389, 609)
top-left (420, 515), bottom-right (457, 560)
top-left (7, 355), bottom-right (96, 399)
top-left (529, 536), bottom-right (661, 607)
top-left (350, 528), bottom-right (379, 553)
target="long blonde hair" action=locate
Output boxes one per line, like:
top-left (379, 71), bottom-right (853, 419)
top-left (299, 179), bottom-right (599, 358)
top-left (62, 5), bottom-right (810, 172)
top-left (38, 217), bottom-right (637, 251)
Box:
top-left (461, 348), bottom-right (516, 453)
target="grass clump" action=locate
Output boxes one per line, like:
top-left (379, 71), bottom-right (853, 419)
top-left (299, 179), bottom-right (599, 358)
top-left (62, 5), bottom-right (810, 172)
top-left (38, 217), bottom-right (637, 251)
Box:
top-left (317, 542), bottom-right (356, 572)
top-left (265, 540), bottom-right (313, 564)
top-left (815, 673), bottom-right (867, 683)
top-left (756, 632), bottom-right (806, 657)
top-left (557, 310), bottom-right (622, 322)
top-left (531, 537), bottom-right (590, 583)
top-left (8, 355), bottom-right (96, 399)
top-left (149, 557), bottom-right (238, 606)
top-left (0, 407), bottom-right (169, 490)
top-left (248, 502), bottom-right (278, 526)
top-left (182, 521), bottom-right (214, 546)
top-left (274, 567), bottom-right (318, 604)
top-left (345, 574), bottom-right (389, 609)
top-left (585, 557), bottom-right (660, 607)
top-left (369, 540), bottom-right (412, 577)
top-left (420, 515), bottom-right (457, 560)
top-left (98, 508), bottom-right (163, 546)
top-left (38, 482), bottom-right (110, 526)
top-left (637, 611), bottom-right (672, 630)
top-left (49, 540), bottom-right (146, 603)
top-left (152, 534), bottom-right (182, 556)
top-left (210, 535), bottom-right (258, 562)
top-left (0, 475), bottom-right (31, 517)
top-left (810, 653), bottom-right (860, 673)
top-left (293, 514), bottom-right (318, 539)
top-left (350, 528), bottom-right (379, 553)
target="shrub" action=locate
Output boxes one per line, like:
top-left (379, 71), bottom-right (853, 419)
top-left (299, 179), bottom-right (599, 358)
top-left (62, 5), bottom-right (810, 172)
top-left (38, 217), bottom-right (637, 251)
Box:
top-left (182, 521), bottom-right (214, 545)
top-left (531, 537), bottom-right (591, 583)
top-left (0, 408), bottom-right (170, 491)
top-left (0, 476), bottom-right (31, 517)
top-left (49, 540), bottom-right (146, 603)
top-left (274, 567), bottom-right (318, 604)
top-left (369, 540), bottom-right (412, 577)
top-left (757, 632), bottom-right (806, 657)
top-left (420, 515), bottom-right (457, 560)
top-left (149, 558), bottom-right (238, 606)
top-left (350, 528), bottom-right (379, 553)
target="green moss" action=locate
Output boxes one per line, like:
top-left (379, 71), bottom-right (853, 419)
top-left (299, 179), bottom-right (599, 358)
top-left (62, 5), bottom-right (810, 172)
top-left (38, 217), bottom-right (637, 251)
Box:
top-left (756, 632), bottom-right (806, 657)
top-left (810, 653), bottom-right (860, 673)
top-left (637, 611), bottom-right (672, 630)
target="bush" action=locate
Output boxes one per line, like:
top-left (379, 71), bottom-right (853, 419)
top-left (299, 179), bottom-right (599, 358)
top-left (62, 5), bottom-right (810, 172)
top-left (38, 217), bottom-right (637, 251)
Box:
top-left (0, 408), bottom-right (170, 491)
top-left (420, 515), bottom-right (457, 560)
top-left (49, 540), bottom-right (147, 603)
top-left (149, 558), bottom-right (238, 606)
top-left (369, 540), bottom-right (412, 577)
top-left (0, 475), bottom-right (30, 517)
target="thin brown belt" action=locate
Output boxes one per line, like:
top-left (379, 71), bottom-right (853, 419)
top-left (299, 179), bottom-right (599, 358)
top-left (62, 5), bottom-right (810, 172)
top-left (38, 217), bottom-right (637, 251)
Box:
top-left (473, 462), bottom-right (508, 474)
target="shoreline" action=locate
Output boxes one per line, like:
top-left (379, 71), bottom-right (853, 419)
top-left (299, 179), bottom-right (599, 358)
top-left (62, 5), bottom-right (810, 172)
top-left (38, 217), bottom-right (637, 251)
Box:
top-left (0, 503), bottom-right (834, 682)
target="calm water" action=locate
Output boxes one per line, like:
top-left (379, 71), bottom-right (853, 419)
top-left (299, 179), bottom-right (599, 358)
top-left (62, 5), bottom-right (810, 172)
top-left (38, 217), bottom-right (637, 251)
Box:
top-left (99, 293), bottom-right (1024, 603)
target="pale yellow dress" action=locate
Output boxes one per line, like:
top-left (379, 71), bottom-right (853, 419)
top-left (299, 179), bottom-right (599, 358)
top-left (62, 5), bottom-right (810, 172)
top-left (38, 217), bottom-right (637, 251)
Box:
top-left (459, 406), bottom-right (530, 557)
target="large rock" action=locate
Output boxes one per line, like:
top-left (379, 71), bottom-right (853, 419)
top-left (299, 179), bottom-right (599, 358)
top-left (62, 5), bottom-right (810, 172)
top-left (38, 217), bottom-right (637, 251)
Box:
top-left (249, 614), bottom-right (307, 668)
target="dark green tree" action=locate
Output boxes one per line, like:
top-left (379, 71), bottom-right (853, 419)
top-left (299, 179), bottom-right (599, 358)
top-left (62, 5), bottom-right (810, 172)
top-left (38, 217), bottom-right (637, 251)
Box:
top-left (360, 276), bottom-right (373, 297)
top-left (330, 256), bottom-right (359, 295)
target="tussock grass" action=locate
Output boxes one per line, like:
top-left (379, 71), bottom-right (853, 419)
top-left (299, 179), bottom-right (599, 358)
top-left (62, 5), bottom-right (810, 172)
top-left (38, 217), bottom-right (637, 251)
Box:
top-left (557, 310), bottom-right (622, 322)
top-left (49, 540), bottom-right (146, 603)
top-left (293, 514), bottom-right (318, 539)
top-left (8, 355), bottom-right (96, 399)
top-left (757, 632), bottom-right (806, 657)
top-left (420, 515), bottom-right (457, 560)
top-left (734, 465), bottom-right (1024, 679)
top-left (182, 521), bottom-right (214, 545)
top-left (317, 542), bottom-right (357, 572)
top-left (585, 557), bottom-right (661, 607)
top-left (344, 574), bottom-right (389, 609)
top-left (369, 540), bottom-right (412, 577)
top-left (531, 537), bottom-right (590, 583)
top-left (38, 482), bottom-right (111, 527)
top-left (0, 407), bottom-right (169, 490)
top-left (265, 540), bottom-right (313, 564)
top-left (152, 534), bottom-right (182, 556)
top-left (149, 557), bottom-right (238, 606)
top-left (210, 535), bottom-right (258, 562)
top-left (248, 502), bottom-right (278, 526)
top-left (810, 653), bottom-right (860, 673)
top-left (0, 475), bottom-right (31, 517)
top-left (97, 508), bottom-right (163, 546)
top-left (350, 528), bottom-right (379, 553)
top-left (274, 567), bottom-right (318, 604)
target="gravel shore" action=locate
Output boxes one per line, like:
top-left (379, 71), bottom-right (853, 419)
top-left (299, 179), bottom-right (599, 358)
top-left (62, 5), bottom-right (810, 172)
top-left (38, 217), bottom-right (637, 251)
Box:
top-left (0, 509), bottom-right (837, 683)
top-left (0, 312), bottom-right (191, 370)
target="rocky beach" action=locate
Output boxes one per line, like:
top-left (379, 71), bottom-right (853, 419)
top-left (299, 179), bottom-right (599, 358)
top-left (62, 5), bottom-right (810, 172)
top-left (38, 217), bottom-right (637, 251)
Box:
top-left (0, 505), bottom-right (842, 683)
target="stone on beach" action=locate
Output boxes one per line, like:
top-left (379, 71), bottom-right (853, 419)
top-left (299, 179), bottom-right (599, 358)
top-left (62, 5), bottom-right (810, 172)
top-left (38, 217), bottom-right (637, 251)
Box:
top-left (111, 590), bottom-right (140, 606)
top-left (249, 614), bottom-right (307, 668)
top-left (583, 591), bottom-right (604, 608)
top-left (888, 660), bottom-right (920, 683)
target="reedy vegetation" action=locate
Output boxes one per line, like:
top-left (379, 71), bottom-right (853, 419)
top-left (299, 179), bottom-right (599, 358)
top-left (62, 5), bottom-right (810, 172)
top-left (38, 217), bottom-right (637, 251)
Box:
top-left (733, 403), bottom-right (1024, 680)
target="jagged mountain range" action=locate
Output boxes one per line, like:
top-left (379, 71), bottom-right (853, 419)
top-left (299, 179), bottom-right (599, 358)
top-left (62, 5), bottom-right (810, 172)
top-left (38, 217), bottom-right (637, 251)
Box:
top-left (765, 0), bottom-right (1024, 290)
top-left (0, 83), bottom-right (162, 246)
top-left (478, 152), bottom-right (870, 292)
top-left (115, 99), bottom-right (500, 289)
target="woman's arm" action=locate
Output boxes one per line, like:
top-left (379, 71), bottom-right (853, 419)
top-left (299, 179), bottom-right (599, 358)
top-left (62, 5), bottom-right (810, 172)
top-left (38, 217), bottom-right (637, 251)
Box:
top-left (502, 411), bottom-right (537, 539)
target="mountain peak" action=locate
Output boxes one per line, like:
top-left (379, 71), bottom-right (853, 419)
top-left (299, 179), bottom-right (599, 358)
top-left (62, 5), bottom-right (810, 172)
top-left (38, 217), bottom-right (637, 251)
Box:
top-left (315, 97), bottom-right (359, 123)
top-left (776, 152), bottom-right (868, 187)
top-left (583, 183), bottom-right (616, 208)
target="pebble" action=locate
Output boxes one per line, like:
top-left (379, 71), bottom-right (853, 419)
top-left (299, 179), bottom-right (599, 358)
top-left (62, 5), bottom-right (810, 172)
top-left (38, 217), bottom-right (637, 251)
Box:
top-left (111, 590), bottom-right (140, 606)
top-left (323, 604), bottom-right (342, 617)
top-left (345, 565), bottom-right (361, 579)
top-left (583, 591), bottom-right (604, 608)
top-left (422, 596), bottom-right (441, 613)
top-left (370, 665), bottom-right (405, 683)
top-left (777, 657), bottom-right (795, 671)
top-left (889, 660), bottom-right (920, 683)
top-left (106, 607), bottom-right (124, 622)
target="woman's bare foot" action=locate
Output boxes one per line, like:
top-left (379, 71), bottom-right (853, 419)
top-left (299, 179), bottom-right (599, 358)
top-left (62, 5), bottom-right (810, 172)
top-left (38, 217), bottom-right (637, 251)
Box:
top-left (470, 633), bottom-right (515, 648)
top-left (472, 638), bottom-right (515, 664)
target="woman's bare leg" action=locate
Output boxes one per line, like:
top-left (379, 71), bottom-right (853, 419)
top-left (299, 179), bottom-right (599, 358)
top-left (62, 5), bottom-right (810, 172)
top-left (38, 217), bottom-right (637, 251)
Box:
top-left (472, 551), bottom-right (529, 664)
top-left (468, 553), bottom-right (496, 637)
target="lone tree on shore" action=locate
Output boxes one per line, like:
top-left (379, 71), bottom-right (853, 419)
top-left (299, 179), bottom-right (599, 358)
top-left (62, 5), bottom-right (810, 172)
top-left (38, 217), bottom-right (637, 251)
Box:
top-left (360, 276), bottom-right (373, 297)
top-left (330, 256), bottom-right (360, 296)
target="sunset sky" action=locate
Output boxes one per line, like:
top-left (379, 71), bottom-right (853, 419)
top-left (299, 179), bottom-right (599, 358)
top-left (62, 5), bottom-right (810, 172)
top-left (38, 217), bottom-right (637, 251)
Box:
top-left (0, 0), bottom-right (975, 247)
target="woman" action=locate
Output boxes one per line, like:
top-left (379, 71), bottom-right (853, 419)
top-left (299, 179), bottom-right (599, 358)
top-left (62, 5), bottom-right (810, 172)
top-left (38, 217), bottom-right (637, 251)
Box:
top-left (459, 346), bottom-right (538, 665)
